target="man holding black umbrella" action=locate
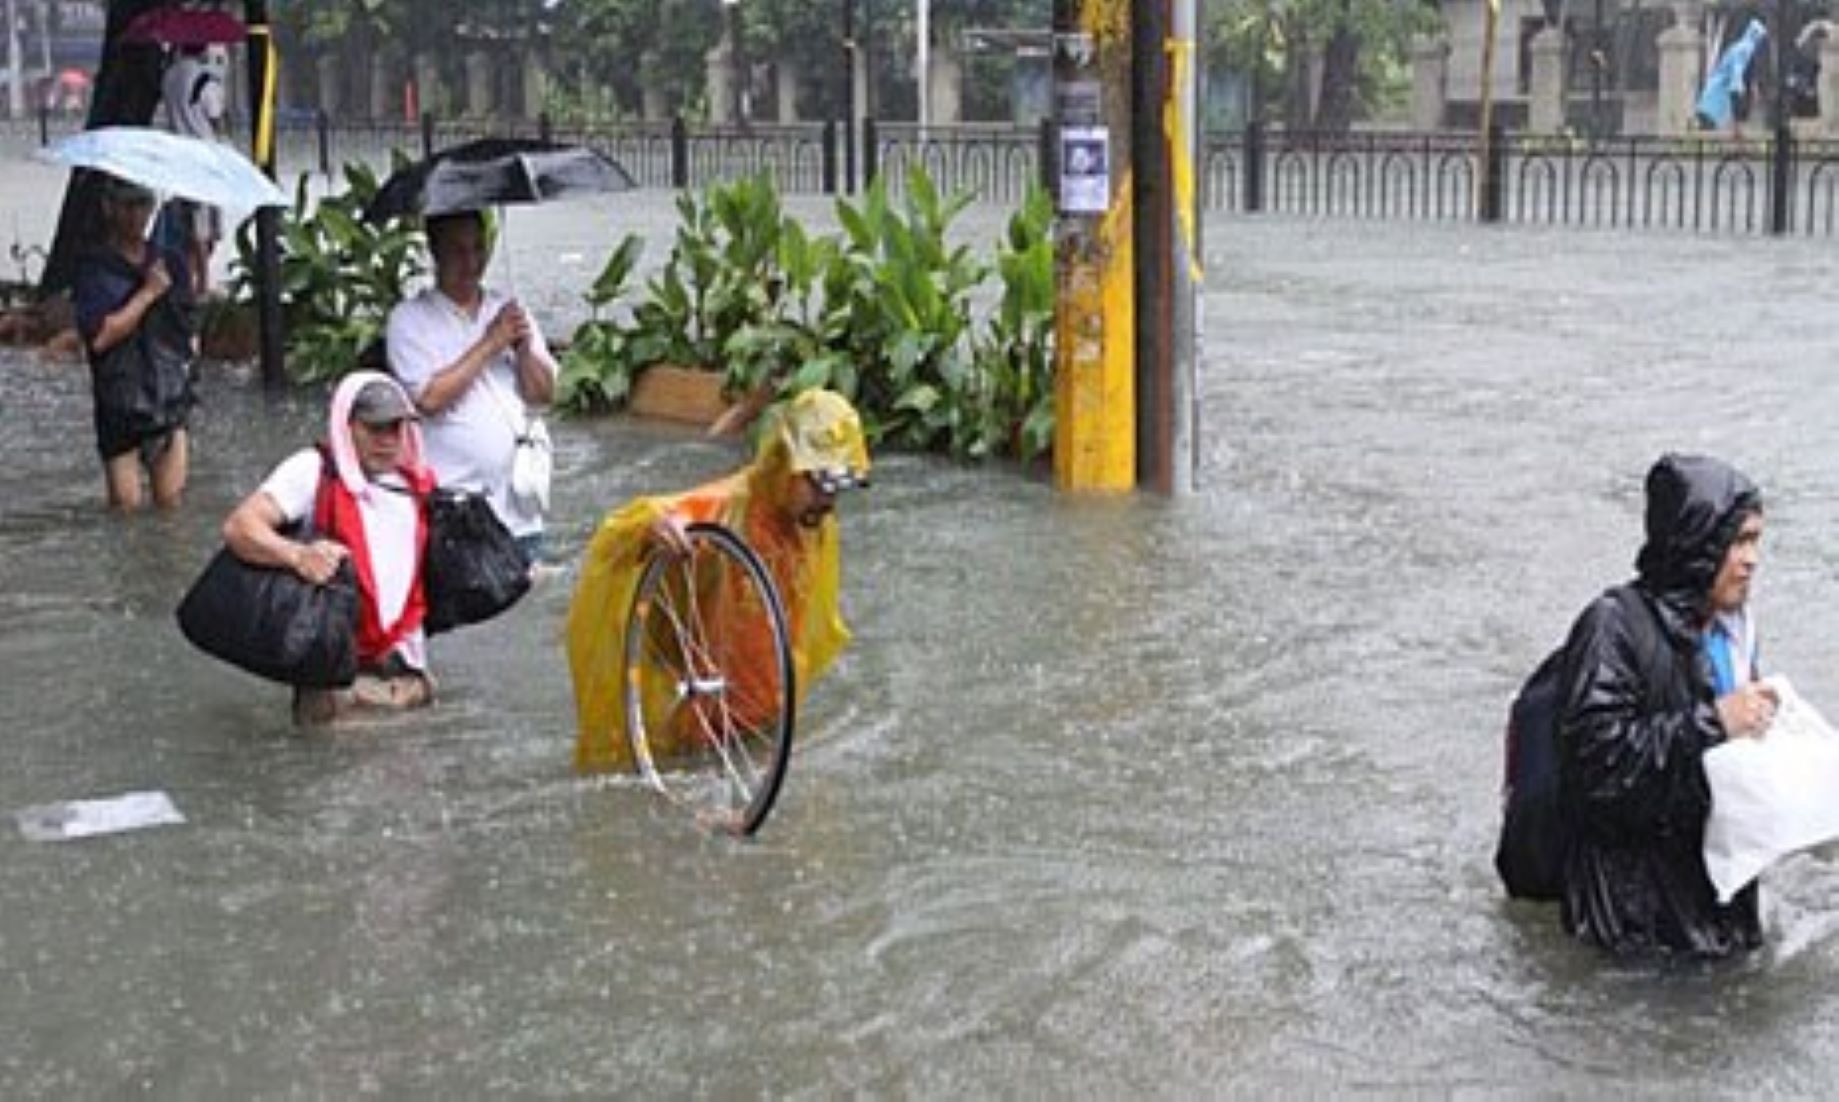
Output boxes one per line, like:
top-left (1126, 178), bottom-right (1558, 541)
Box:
top-left (386, 210), bottom-right (559, 564)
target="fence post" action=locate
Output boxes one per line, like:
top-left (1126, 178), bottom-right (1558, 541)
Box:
top-left (1770, 120), bottom-right (1792, 236)
top-left (1479, 122), bottom-right (1506, 223)
top-left (1037, 115), bottom-right (1056, 198)
top-left (1242, 121), bottom-right (1265, 212)
top-left (822, 119), bottom-right (838, 194)
top-left (671, 115), bottom-right (689, 190)
top-left (862, 116), bottom-right (878, 186)
top-left (420, 111), bottom-right (435, 158)
top-left (316, 109), bottom-right (331, 178)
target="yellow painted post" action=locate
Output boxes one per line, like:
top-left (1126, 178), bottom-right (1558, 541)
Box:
top-left (1052, 0), bottom-right (1136, 492)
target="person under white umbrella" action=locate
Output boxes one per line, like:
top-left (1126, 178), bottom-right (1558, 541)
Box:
top-left (41, 127), bottom-right (287, 511)
top-left (68, 173), bottom-right (196, 511)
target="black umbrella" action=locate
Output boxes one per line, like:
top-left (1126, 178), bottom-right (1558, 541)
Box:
top-left (363, 138), bottom-right (636, 224)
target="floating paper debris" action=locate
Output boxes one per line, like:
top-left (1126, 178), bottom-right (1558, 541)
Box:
top-left (15, 790), bottom-right (185, 842)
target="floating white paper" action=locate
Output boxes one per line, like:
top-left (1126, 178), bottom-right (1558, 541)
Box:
top-left (15, 790), bottom-right (185, 842)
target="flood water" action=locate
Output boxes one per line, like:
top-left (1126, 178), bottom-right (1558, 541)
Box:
top-left (6, 178), bottom-right (1839, 1096)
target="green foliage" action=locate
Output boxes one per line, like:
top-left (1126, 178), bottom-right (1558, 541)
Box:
top-left (556, 234), bottom-right (646, 411)
top-left (974, 186), bottom-right (1055, 462)
top-left (1205, 0), bottom-right (1440, 125)
top-left (227, 161), bottom-right (425, 385)
top-left (557, 167), bottom-right (1057, 465)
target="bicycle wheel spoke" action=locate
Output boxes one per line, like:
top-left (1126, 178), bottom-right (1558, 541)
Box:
top-left (621, 523), bottom-right (797, 835)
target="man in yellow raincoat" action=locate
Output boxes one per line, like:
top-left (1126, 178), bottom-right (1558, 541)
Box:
top-left (566, 389), bottom-right (871, 773)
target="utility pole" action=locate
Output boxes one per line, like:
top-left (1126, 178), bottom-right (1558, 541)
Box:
top-left (1050, 0), bottom-right (1200, 494)
top-left (244, 0), bottom-right (285, 388)
top-left (1133, 0), bottom-right (1200, 494)
top-left (1769, 0), bottom-right (1796, 234)
top-left (1050, 0), bottom-right (1134, 492)
top-left (6, 0), bottom-right (24, 120)
top-left (917, 0), bottom-right (929, 131)
top-left (842, 0), bottom-right (856, 191)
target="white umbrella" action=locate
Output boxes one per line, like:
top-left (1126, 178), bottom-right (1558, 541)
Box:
top-left (37, 126), bottom-right (289, 216)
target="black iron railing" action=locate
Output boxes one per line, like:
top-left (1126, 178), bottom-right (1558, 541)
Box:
top-left (11, 111), bottom-right (1837, 238)
top-left (1209, 127), bottom-right (1839, 237)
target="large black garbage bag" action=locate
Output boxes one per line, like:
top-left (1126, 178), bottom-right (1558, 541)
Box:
top-left (175, 547), bottom-right (359, 688)
top-left (423, 488), bottom-right (531, 635)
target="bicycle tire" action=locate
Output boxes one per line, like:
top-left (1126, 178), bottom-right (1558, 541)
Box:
top-left (622, 521), bottom-right (797, 835)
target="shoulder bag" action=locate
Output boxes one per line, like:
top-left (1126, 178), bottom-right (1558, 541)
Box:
top-left (484, 368), bottom-right (551, 514)
top-left (175, 471), bottom-right (359, 688)
top-left (423, 486), bottom-right (532, 634)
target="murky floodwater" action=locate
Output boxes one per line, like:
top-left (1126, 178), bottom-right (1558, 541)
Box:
top-left (7, 179), bottom-right (1839, 1096)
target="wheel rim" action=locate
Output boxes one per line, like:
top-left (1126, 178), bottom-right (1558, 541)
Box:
top-left (622, 523), bottom-right (796, 835)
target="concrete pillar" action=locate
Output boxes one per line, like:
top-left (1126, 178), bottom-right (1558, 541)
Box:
top-left (316, 52), bottom-right (342, 117)
top-left (413, 53), bottom-right (445, 117)
top-left (1822, 37), bottom-right (1839, 135)
top-left (465, 51), bottom-right (494, 118)
top-left (522, 49), bottom-right (547, 121)
top-left (706, 34), bottom-right (736, 124)
top-left (706, 49), bottom-right (733, 125)
top-left (774, 61), bottom-right (799, 123)
top-left (1410, 34), bottom-right (1450, 131)
top-left (369, 50), bottom-right (397, 121)
top-left (1656, 20), bottom-right (1704, 135)
top-left (640, 51), bottom-right (669, 121)
top-left (852, 40), bottom-right (870, 121)
top-left (927, 47), bottom-right (963, 124)
top-left (1527, 27), bottom-right (1565, 133)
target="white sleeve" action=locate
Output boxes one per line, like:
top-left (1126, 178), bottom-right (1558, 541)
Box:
top-left (257, 449), bottom-right (324, 526)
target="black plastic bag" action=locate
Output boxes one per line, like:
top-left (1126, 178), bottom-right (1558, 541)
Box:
top-left (87, 252), bottom-right (197, 441)
top-left (175, 544), bottom-right (360, 688)
top-left (423, 488), bottom-right (531, 635)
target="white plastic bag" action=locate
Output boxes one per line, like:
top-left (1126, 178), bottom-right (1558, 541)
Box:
top-left (1702, 676), bottom-right (1839, 902)
top-left (510, 415), bottom-right (552, 513)
top-left (15, 790), bottom-right (185, 842)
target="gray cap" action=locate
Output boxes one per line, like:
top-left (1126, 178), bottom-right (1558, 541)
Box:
top-left (350, 380), bottom-right (419, 426)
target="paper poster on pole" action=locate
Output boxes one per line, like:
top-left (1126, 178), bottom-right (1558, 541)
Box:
top-left (1059, 126), bottom-right (1110, 215)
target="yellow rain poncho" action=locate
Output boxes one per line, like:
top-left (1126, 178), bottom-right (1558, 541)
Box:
top-left (567, 390), bottom-right (871, 773)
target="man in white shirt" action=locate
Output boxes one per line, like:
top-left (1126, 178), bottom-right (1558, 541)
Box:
top-left (386, 210), bottom-right (558, 563)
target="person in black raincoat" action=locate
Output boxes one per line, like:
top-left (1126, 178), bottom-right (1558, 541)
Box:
top-left (1557, 453), bottom-right (1777, 957)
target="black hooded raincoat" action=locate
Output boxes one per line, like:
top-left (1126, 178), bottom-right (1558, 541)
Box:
top-left (1557, 454), bottom-right (1764, 957)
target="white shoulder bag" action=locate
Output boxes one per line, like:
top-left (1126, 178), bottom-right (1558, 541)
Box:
top-left (484, 369), bottom-right (552, 514)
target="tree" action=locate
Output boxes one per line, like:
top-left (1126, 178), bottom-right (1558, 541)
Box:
top-left (1205, 0), bottom-right (1435, 131)
top-left (39, 0), bottom-right (169, 297)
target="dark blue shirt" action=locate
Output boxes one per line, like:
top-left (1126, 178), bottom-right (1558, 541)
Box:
top-left (72, 244), bottom-right (191, 348)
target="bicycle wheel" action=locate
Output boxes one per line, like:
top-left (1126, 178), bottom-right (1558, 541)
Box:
top-left (622, 522), bottom-right (797, 835)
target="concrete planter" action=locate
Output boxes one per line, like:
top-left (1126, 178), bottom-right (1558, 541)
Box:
top-left (629, 363), bottom-right (730, 425)
top-left (199, 300), bottom-right (259, 362)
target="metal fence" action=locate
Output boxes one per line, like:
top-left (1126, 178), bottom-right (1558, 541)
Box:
top-left (1207, 127), bottom-right (1839, 237)
top-left (10, 112), bottom-right (1838, 238)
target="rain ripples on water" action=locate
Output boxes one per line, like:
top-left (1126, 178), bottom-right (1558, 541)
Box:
top-left (5, 189), bottom-right (1839, 1094)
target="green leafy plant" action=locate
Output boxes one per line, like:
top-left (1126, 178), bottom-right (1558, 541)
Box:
top-left (556, 234), bottom-right (645, 411)
top-left (227, 160), bottom-right (425, 384)
top-left (830, 168), bottom-right (990, 456)
top-left (974, 184), bottom-right (1056, 462)
top-left (556, 165), bottom-right (1057, 465)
